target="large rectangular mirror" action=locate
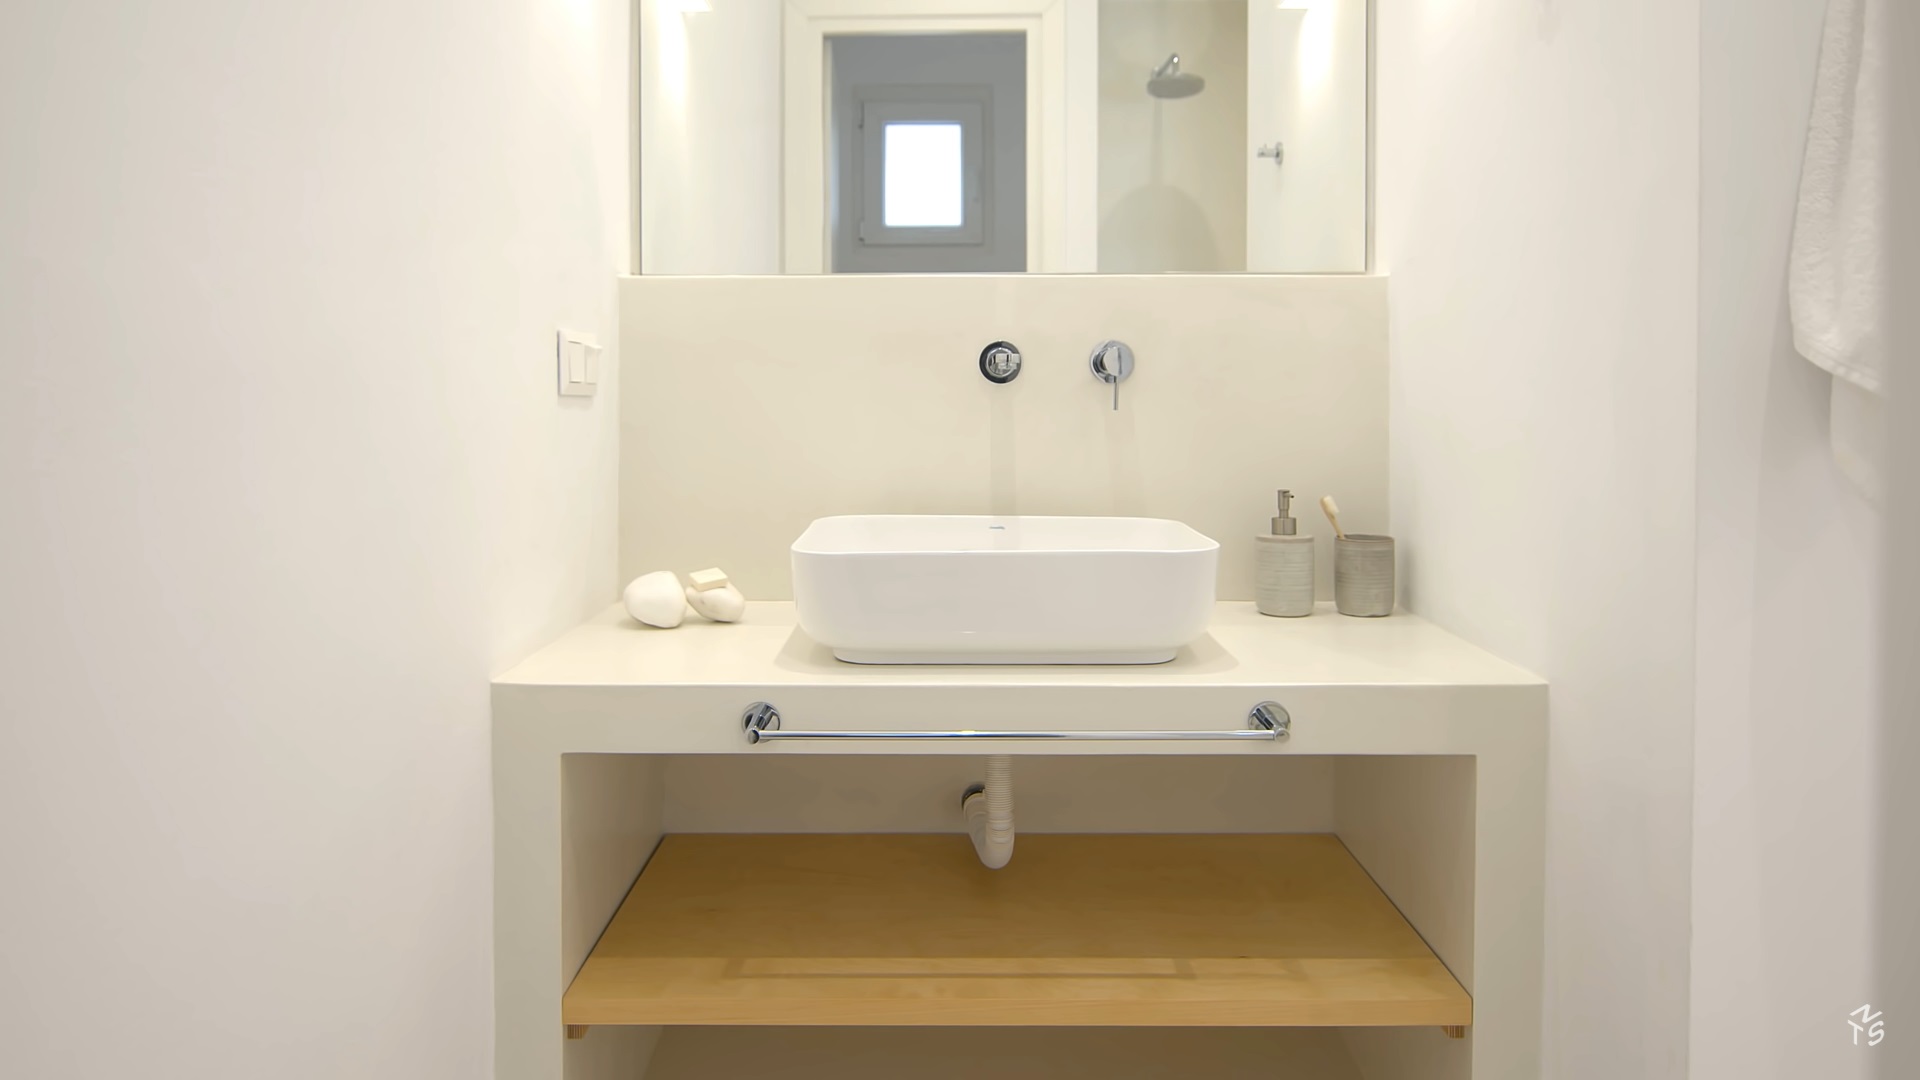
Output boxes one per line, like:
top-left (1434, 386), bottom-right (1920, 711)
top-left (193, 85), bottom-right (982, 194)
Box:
top-left (638, 0), bottom-right (1369, 274)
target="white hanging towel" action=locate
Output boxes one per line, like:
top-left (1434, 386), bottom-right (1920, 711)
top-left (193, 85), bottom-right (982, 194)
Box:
top-left (1790, 0), bottom-right (1888, 500)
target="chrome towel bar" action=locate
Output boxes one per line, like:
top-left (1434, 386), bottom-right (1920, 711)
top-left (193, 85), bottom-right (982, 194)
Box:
top-left (741, 701), bottom-right (1290, 744)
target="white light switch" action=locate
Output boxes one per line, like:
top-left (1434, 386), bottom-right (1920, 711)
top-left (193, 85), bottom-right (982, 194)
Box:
top-left (557, 329), bottom-right (600, 397)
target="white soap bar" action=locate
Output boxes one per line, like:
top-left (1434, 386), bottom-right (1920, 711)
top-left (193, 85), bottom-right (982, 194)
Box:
top-left (623, 571), bottom-right (689, 628)
top-left (686, 582), bottom-right (746, 623)
top-left (687, 567), bottom-right (731, 593)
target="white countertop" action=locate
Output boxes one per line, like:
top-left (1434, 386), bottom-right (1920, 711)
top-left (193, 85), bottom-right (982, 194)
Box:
top-left (495, 602), bottom-right (1542, 690)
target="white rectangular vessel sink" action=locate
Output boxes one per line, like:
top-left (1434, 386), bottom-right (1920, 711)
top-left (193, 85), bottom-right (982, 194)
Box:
top-left (791, 515), bottom-right (1219, 664)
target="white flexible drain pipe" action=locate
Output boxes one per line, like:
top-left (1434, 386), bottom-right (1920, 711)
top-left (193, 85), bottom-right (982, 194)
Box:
top-left (963, 755), bottom-right (1016, 869)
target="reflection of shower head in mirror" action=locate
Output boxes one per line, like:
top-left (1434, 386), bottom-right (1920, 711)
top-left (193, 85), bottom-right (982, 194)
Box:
top-left (1146, 53), bottom-right (1206, 99)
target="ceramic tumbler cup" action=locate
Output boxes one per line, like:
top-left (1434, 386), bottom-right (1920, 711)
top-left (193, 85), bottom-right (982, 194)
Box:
top-left (1334, 534), bottom-right (1395, 617)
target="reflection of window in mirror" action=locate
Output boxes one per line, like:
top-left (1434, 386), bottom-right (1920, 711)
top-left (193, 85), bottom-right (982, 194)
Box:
top-left (828, 34), bottom-right (1027, 274)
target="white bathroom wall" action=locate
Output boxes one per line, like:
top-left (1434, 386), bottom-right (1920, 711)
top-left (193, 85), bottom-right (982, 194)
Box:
top-left (639, 0), bottom-right (783, 274)
top-left (1691, 2), bottom-right (1882, 1077)
top-left (1098, 0), bottom-right (1249, 271)
top-left (0, 2), bottom-right (627, 1078)
top-left (1376, 3), bottom-right (1701, 1078)
top-left (618, 273), bottom-right (1388, 600)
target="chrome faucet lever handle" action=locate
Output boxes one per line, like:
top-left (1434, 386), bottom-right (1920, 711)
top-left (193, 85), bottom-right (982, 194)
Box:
top-left (1088, 340), bottom-right (1134, 412)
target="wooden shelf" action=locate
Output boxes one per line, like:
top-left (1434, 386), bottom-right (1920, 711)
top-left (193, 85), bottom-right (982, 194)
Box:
top-left (562, 833), bottom-right (1470, 1030)
top-left (643, 1027), bottom-right (1371, 1080)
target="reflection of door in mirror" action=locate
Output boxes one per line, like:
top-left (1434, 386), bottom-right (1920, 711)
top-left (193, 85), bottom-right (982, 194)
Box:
top-left (828, 35), bottom-right (1027, 273)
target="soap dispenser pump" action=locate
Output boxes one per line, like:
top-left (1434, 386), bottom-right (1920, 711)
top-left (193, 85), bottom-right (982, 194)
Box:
top-left (1254, 489), bottom-right (1315, 617)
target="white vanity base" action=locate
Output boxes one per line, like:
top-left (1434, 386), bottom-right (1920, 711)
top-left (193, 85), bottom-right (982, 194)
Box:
top-left (492, 602), bottom-right (1548, 1080)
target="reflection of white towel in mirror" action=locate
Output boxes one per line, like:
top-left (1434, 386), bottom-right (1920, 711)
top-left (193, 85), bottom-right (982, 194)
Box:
top-left (1790, 0), bottom-right (1887, 499)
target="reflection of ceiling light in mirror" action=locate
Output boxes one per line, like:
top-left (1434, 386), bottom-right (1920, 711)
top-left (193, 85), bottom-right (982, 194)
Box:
top-left (1297, 0), bottom-right (1335, 99)
top-left (653, 2), bottom-right (689, 106)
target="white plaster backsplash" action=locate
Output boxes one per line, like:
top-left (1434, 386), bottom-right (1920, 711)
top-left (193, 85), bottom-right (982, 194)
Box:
top-left (620, 274), bottom-right (1387, 600)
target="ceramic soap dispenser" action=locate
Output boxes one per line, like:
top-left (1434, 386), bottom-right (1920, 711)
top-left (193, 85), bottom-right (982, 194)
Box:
top-left (1254, 490), bottom-right (1315, 617)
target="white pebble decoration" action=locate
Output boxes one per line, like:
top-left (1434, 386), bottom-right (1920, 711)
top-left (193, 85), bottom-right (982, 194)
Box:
top-left (623, 571), bottom-right (690, 628)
